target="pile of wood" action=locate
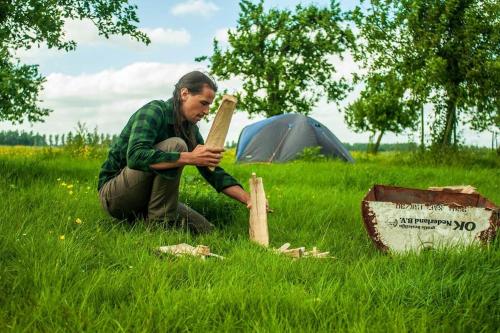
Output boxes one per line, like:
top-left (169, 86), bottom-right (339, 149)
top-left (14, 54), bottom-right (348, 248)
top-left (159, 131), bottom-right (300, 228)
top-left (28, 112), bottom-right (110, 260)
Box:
top-left (249, 173), bottom-right (333, 259)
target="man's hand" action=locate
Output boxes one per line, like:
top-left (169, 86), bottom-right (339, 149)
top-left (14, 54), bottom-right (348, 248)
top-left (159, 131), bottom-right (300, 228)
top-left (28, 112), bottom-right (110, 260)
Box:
top-left (246, 199), bottom-right (272, 212)
top-left (181, 145), bottom-right (224, 167)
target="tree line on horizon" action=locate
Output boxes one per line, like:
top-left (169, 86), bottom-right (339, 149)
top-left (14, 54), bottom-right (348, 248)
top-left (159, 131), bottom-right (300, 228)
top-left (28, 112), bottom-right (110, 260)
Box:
top-left (0, 129), bottom-right (118, 147)
top-left (1, 0), bottom-right (498, 154)
top-left (2, 129), bottom-right (427, 153)
top-left (1, 128), bottom-right (429, 154)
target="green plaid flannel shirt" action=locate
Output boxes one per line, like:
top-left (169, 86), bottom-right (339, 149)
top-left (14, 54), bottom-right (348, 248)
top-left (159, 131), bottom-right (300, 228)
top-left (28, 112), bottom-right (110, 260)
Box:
top-left (97, 99), bottom-right (241, 192)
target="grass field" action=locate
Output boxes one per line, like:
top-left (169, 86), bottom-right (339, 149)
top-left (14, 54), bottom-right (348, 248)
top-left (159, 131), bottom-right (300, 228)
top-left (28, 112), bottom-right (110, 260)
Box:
top-left (0, 146), bottom-right (499, 332)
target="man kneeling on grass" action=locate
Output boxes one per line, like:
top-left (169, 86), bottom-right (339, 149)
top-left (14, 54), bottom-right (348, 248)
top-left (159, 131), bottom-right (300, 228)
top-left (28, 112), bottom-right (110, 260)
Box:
top-left (97, 71), bottom-right (250, 233)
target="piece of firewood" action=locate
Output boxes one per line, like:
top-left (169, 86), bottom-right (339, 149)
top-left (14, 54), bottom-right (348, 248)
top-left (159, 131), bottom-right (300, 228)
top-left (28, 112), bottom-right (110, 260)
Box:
top-left (281, 247), bottom-right (305, 258)
top-left (278, 243), bottom-right (291, 252)
top-left (428, 185), bottom-right (478, 194)
top-left (156, 243), bottom-right (224, 259)
top-left (157, 243), bottom-right (197, 256)
top-left (205, 94), bottom-right (237, 171)
top-left (313, 252), bottom-right (331, 258)
top-left (276, 244), bottom-right (335, 259)
top-left (249, 173), bottom-right (269, 247)
top-left (303, 247), bottom-right (318, 257)
top-left (195, 245), bottom-right (211, 256)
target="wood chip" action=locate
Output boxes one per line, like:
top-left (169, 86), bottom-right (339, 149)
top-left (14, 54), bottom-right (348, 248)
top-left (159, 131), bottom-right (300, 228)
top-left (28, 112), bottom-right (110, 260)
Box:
top-left (277, 243), bottom-right (291, 251)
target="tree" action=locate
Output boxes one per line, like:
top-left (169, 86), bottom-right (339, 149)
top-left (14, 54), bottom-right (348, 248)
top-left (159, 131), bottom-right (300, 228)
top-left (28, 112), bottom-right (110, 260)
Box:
top-left (352, 0), bottom-right (499, 147)
top-left (197, 0), bottom-right (354, 118)
top-left (66, 132), bottom-right (73, 145)
top-left (345, 72), bottom-right (419, 153)
top-left (0, 0), bottom-right (149, 124)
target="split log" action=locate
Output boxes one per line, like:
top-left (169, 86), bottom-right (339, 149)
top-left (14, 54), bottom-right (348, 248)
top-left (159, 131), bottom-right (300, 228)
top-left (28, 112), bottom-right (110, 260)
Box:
top-left (249, 173), bottom-right (269, 247)
top-left (205, 94), bottom-right (237, 171)
top-left (156, 243), bottom-right (224, 259)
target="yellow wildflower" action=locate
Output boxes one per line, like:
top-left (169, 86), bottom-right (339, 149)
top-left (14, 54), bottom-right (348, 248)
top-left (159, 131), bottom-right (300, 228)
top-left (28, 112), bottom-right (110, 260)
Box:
top-left (67, 184), bottom-right (74, 189)
top-left (75, 218), bottom-right (82, 224)
top-left (59, 235), bottom-right (65, 240)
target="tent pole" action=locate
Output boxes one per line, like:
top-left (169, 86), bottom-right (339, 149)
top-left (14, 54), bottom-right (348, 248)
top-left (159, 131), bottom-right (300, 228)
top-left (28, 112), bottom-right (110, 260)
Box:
top-left (268, 127), bottom-right (292, 162)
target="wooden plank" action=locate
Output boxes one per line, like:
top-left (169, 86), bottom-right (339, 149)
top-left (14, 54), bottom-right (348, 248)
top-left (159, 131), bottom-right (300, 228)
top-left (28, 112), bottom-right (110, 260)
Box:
top-left (205, 94), bottom-right (237, 171)
top-left (249, 173), bottom-right (269, 247)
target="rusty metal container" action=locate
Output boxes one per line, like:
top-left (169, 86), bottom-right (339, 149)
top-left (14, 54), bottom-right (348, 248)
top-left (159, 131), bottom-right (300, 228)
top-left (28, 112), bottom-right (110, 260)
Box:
top-left (362, 185), bottom-right (499, 252)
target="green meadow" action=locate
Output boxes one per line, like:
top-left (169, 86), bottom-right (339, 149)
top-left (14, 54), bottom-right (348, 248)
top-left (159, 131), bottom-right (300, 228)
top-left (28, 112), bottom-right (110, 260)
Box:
top-left (0, 146), bottom-right (499, 332)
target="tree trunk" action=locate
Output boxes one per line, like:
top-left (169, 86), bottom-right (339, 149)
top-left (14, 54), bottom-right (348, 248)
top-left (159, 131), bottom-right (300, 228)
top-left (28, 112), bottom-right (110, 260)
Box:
top-left (441, 97), bottom-right (456, 146)
top-left (371, 130), bottom-right (384, 154)
top-left (420, 106), bottom-right (425, 151)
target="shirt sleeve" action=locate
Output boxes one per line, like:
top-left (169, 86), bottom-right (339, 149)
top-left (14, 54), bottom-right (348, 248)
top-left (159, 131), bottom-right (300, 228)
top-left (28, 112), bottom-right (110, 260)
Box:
top-left (194, 129), bottom-right (242, 192)
top-left (126, 102), bottom-right (180, 171)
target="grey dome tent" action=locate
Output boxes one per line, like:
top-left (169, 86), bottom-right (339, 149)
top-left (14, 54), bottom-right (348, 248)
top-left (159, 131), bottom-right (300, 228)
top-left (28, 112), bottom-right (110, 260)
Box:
top-left (236, 113), bottom-right (354, 163)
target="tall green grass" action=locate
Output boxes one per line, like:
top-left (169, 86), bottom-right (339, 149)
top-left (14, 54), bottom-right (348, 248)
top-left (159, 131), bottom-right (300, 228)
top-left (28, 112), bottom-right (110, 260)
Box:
top-left (0, 148), bottom-right (498, 332)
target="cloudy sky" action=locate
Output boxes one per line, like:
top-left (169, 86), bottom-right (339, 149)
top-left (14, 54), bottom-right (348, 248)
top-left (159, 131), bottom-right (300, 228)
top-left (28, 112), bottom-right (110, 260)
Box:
top-left (1, 0), bottom-right (492, 146)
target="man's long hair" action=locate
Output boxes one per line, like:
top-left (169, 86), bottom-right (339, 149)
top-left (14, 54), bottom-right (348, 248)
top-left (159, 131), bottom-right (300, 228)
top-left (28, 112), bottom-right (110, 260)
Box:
top-left (172, 71), bottom-right (218, 150)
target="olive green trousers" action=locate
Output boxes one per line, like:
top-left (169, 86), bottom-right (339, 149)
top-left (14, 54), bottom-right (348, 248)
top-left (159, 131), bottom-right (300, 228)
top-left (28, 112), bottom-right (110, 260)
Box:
top-left (98, 137), bottom-right (214, 234)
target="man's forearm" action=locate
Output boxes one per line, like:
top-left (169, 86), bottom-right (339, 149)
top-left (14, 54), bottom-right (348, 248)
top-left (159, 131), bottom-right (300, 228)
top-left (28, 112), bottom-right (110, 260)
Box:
top-left (149, 152), bottom-right (192, 170)
top-left (222, 185), bottom-right (250, 205)
top-left (150, 145), bottom-right (223, 170)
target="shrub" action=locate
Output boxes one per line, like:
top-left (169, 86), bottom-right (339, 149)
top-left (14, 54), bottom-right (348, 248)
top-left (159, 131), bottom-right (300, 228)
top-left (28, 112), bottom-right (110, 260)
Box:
top-left (63, 122), bottom-right (109, 159)
top-left (296, 146), bottom-right (327, 162)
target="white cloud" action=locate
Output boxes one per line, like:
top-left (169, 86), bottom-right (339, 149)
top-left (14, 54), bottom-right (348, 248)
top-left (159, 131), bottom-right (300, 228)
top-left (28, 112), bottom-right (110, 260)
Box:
top-left (214, 27), bottom-right (235, 45)
top-left (67, 20), bottom-right (191, 46)
top-left (65, 20), bottom-right (191, 47)
top-left (0, 62), bottom-right (202, 134)
top-left (63, 19), bottom-right (101, 45)
top-left (42, 62), bottom-right (199, 105)
top-left (171, 0), bottom-right (219, 17)
top-left (15, 21), bottom-right (190, 62)
top-left (141, 27), bottom-right (191, 45)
